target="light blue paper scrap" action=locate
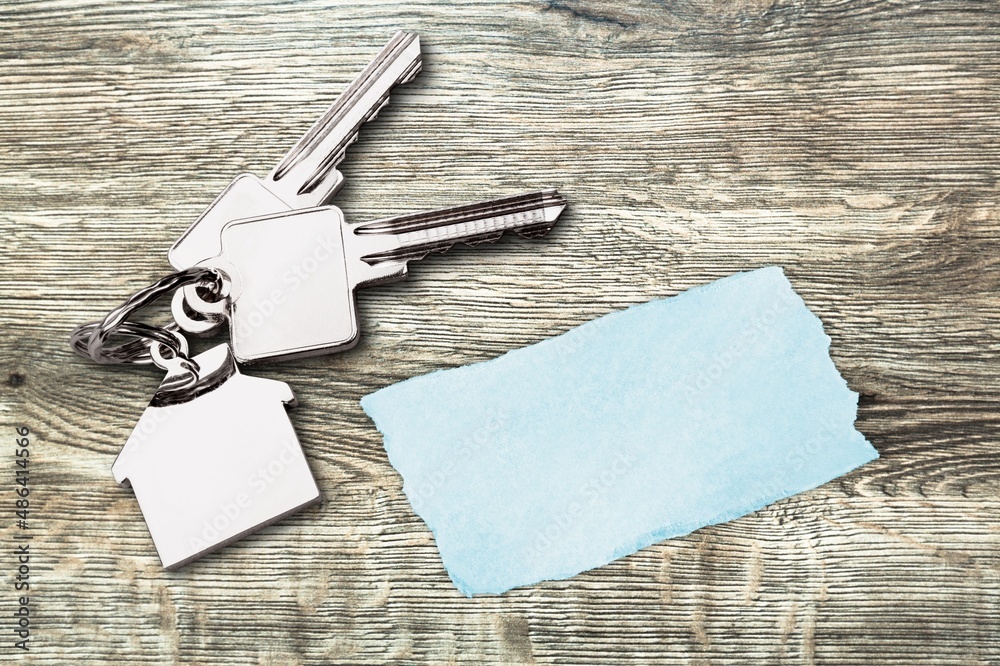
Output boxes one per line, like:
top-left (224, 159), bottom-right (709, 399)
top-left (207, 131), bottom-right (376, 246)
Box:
top-left (361, 266), bottom-right (878, 596)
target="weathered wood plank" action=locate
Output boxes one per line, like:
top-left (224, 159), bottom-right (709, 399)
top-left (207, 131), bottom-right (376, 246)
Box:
top-left (1, 0), bottom-right (998, 663)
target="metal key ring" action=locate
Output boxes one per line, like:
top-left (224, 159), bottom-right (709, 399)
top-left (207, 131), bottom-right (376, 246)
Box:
top-left (71, 267), bottom-right (222, 366)
top-left (70, 321), bottom-right (187, 365)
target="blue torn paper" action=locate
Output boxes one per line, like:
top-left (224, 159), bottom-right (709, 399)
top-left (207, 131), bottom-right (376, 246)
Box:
top-left (361, 267), bottom-right (877, 596)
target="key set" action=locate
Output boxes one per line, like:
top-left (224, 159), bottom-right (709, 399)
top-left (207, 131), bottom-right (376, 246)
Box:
top-left (70, 31), bottom-right (566, 570)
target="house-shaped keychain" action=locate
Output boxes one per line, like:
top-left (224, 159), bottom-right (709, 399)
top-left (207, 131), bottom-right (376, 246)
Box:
top-left (112, 344), bottom-right (321, 570)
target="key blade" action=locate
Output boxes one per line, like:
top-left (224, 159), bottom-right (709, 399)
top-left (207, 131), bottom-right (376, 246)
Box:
top-left (352, 189), bottom-right (566, 265)
top-left (266, 31), bottom-right (421, 208)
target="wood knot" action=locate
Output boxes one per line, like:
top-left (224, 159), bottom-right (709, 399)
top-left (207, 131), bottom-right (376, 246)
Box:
top-left (858, 392), bottom-right (878, 406)
top-left (7, 373), bottom-right (25, 388)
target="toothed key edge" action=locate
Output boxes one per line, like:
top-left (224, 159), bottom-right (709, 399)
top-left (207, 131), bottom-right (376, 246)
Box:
top-left (270, 31), bottom-right (421, 184)
top-left (356, 189), bottom-right (567, 264)
top-left (354, 189), bottom-right (567, 235)
top-left (296, 93), bottom-right (390, 199)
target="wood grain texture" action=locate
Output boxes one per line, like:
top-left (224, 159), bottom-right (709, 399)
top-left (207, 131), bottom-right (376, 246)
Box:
top-left (1, 0), bottom-right (998, 663)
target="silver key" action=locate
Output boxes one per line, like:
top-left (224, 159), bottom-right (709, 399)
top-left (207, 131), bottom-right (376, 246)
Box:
top-left (168, 31), bottom-right (422, 270)
top-left (175, 190), bottom-right (566, 364)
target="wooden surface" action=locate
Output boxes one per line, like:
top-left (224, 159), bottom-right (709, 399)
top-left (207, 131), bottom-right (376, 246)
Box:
top-left (1, 0), bottom-right (998, 663)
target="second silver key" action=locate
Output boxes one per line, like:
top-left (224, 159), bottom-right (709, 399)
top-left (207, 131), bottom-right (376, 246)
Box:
top-left (175, 190), bottom-right (567, 364)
